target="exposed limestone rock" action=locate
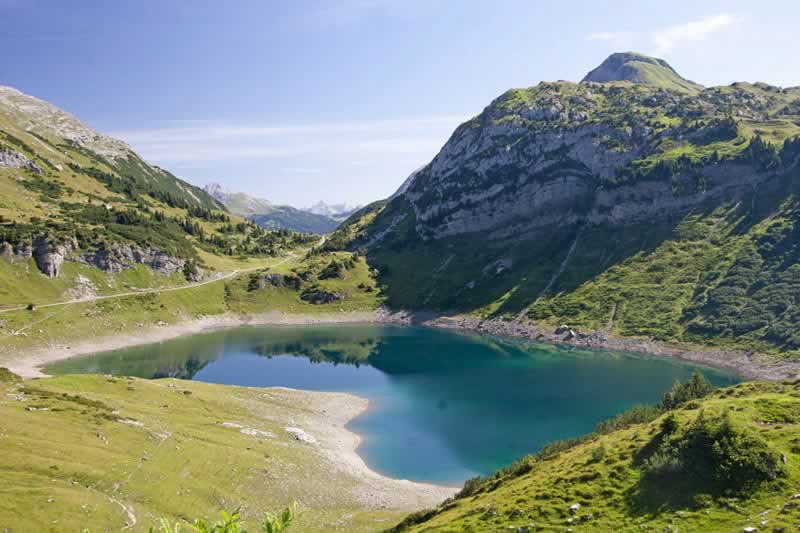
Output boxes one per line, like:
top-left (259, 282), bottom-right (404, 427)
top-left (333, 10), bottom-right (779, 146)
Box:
top-left (32, 235), bottom-right (75, 278)
top-left (0, 242), bottom-right (12, 263)
top-left (78, 243), bottom-right (184, 276)
top-left (0, 149), bottom-right (42, 174)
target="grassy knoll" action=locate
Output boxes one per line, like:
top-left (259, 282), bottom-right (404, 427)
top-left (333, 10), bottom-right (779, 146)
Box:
top-left (394, 379), bottom-right (800, 532)
top-left (0, 372), bottom-right (441, 532)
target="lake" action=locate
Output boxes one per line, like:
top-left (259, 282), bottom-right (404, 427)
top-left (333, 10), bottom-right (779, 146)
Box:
top-left (47, 324), bottom-right (739, 485)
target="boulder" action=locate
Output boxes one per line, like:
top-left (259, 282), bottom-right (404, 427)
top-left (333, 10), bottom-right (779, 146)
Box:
top-left (32, 234), bottom-right (75, 278)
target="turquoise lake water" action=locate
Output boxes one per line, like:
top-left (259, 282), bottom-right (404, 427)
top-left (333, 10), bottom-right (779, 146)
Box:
top-left (46, 324), bottom-right (739, 485)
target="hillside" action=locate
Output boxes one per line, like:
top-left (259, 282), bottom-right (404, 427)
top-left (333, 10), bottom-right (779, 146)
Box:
top-left (326, 52), bottom-right (800, 363)
top-left (393, 377), bottom-right (800, 532)
top-left (0, 86), bottom-right (326, 304)
top-left (0, 370), bottom-right (450, 531)
top-left (205, 183), bottom-right (340, 234)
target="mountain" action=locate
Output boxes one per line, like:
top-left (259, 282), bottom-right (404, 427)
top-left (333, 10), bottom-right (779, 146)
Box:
top-left (304, 200), bottom-right (360, 221)
top-left (203, 184), bottom-right (340, 234)
top-left (0, 85), bottom-right (312, 286)
top-left (582, 51), bottom-right (704, 94)
top-left (327, 52), bottom-right (800, 357)
top-left (203, 183), bottom-right (274, 217)
top-left (0, 86), bottom-right (222, 210)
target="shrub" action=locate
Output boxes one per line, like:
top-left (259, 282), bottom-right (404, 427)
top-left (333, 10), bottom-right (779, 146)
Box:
top-left (642, 412), bottom-right (782, 494)
top-left (660, 371), bottom-right (713, 409)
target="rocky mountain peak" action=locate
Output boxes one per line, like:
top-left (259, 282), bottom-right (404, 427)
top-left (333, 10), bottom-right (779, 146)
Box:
top-left (203, 182), bottom-right (227, 203)
top-left (0, 85), bottom-right (133, 158)
top-left (581, 51), bottom-right (703, 94)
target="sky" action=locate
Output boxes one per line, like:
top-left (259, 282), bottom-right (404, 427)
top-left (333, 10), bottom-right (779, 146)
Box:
top-left (1, 0), bottom-right (799, 207)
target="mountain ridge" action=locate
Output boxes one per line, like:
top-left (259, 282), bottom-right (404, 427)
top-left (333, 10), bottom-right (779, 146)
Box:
top-left (203, 183), bottom-right (341, 234)
top-left (326, 52), bottom-right (800, 360)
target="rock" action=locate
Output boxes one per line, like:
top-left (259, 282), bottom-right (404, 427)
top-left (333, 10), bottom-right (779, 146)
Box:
top-left (78, 242), bottom-right (185, 276)
top-left (569, 503), bottom-right (581, 512)
top-left (32, 234), bottom-right (75, 277)
top-left (555, 325), bottom-right (570, 334)
top-left (566, 329), bottom-right (577, 340)
top-left (0, 242), bottom-right (12, 264)
top-left (285, 427), bottom-right (318, 444)
top-left (0, 149), bottom-right (42, 174)
top-left (300, 289), bottom-right (342, 305)
top-left (781, 453), bottom-right (787, 465)
top-left (743, 528), bottom-right (757, 532)
top-left (581, 513), bottom-right (594, 521)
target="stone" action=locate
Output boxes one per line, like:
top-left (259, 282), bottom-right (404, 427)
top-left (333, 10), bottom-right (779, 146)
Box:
top-left (32, 234), bottom-right (75, 278)
top-left (0, 242), bottom-right (12, 264)
top-left (0, 149), bottom-right (42, 174)
top-left (569, 503), bottom-right (581, 512)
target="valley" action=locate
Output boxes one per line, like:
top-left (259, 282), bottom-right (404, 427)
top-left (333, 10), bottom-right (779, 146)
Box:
top-left (2, 44), bottom-right (800, 532)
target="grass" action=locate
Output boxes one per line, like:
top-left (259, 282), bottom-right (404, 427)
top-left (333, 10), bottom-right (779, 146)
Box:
top-left (0, 372), bottom-right (409, 532)
top-left (395, 380), bottom-right (800, 532)
top-left (0, 248), bottom-right (380, 358)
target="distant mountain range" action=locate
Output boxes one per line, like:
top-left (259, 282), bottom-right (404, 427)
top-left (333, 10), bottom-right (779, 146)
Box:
top-left (303, 201), bottom-right (360, 221)
top-left (203, 184), bottom-right (351, 234)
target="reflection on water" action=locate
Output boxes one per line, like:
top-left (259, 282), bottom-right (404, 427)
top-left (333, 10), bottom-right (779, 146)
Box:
top-left (48, 324), bottom-right (739, 484)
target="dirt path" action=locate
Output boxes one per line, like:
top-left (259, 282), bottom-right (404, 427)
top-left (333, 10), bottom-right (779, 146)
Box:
top-left (0, 251), bottom-right (301, 315)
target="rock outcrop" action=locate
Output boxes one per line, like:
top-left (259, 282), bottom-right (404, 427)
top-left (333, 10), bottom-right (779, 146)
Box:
top-left (0, 149), bottom-right (42, 174)
top-left (1, 235), bottom-right (189, 279)
top-left (78, 243), bottom-right (185, 276)
top-left (31, 235), bottom-right (76, 278)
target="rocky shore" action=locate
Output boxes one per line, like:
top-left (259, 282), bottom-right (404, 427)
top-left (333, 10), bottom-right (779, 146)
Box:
top-left (377, 308), bottom-right (800, 381)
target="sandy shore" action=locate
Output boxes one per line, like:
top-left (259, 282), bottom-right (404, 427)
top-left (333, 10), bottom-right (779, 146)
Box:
top-left (256, 386), bottom-right (459, 511)
top-left (1, 310), bottom-right (380, 379)
top-left (4, 306), bottom-right (800, 382)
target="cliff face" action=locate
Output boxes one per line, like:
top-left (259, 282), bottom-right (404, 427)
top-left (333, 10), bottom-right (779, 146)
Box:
top-left (330, 54), bottom-right (800, 355)
top-left (390, 79), bottom-right (799, 243)
top-left (0, 235), bottom-right (190, 279)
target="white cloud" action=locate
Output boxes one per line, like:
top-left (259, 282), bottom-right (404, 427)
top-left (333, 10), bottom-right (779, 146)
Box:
top-left (587, 14), bottom-right (736, 55)
top-left (652, 14), bottom-right (735, 53)
top-left (108, 116), bottom-right (466, 165)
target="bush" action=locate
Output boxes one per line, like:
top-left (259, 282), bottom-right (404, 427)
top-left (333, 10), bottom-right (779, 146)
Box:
top-left (661, 371), bottom-right (713, 409)
top-left (642, 412), bottom-right (782, 494)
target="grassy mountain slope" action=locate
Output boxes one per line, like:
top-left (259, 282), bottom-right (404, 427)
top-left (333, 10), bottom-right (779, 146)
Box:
top-left (327, 56), bottom-right (800, 359)
top-left (0, 371), bottom-right (436, 532)
top-left (582, 51), bottom-right (704, 94)
top-left (395, 379), bottom-right (800, 532)
top-left (0, 85), bottom-right (329, 311)
top-left (0, 248), bottom-right (381, 360)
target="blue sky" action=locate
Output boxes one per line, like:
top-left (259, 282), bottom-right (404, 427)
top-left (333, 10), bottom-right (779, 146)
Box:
top-left (1, 0), bottom-right (798, 207)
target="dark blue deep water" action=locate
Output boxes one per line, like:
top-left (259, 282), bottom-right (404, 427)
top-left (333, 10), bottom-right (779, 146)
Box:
top-left (47, 324), bottom-right (738, 485)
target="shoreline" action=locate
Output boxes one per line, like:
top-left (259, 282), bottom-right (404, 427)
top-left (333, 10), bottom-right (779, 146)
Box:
top-left (254, 385), bottom-right (459, 510)
top-left (2, 306), bottom-right (799, 381)
top-left (378, 310), bottom-right (800, 381)
top-left (0, 310), bottom-right (381, 379)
